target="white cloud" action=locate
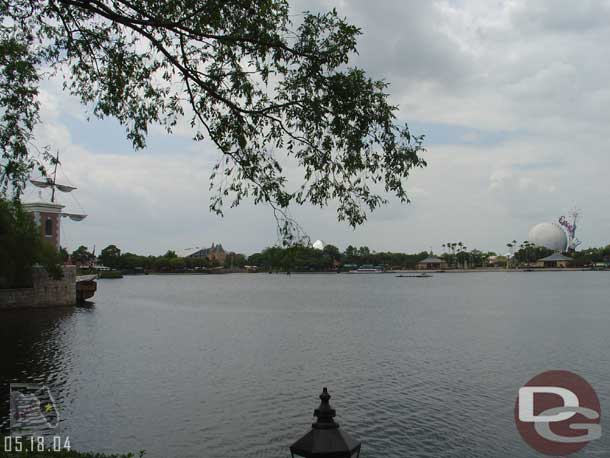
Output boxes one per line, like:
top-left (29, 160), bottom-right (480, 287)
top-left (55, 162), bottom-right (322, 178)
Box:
top-left (23, 0), bottom-right (610, 254)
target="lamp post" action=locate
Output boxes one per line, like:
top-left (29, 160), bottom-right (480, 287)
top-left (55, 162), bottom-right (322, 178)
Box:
top-left (290, 387), bottom-right (361, 458)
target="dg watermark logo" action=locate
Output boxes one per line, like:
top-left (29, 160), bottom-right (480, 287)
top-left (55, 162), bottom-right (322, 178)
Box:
top-left (515, 370), bottom-right (602, 456)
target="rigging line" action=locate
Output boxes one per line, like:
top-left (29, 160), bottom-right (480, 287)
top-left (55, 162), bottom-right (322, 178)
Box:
top-left (61, 219), bottom-right (72, 252)
top-left (58, 166), bottom-right (76, 186)
top-left (58, 166), bottom-right (87, 214)
top-left (25, 180), bottom-right (47, 202)
top-left (29, 171), bottom-right (47, 181)
top-left (68, 189), bottom-right (87, 214)
top-left (22, 183), bottom-right (50, 202)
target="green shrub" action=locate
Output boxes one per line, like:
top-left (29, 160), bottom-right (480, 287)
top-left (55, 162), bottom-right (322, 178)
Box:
top-left (0, 450), bottom-right (145, 458)
top-left (0, 199), bottom-right (63, 287)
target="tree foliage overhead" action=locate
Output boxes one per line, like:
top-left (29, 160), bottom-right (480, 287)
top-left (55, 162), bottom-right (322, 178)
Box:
top-left (0, 0), bottom-right (426, 235)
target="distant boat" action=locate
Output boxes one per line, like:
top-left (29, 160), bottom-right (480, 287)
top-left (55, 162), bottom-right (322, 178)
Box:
top-left (348, 266), bottom-right (384, 274)
top-left (396, 273), bottom-right (433, 278)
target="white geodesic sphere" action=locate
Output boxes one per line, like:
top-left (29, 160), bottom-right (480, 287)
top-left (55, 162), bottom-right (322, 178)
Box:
top-left (528, 222), bottom-right (568, 252)
top-left (312, 240), bottom-right (325, 250)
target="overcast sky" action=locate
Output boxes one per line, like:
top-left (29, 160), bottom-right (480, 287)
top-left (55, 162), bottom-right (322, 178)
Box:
top-left (25, 0), bottom-right (610, 255)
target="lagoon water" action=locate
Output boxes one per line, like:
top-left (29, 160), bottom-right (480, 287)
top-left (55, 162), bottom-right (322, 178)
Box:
top-left (1, 272), bottom-right (610, 457)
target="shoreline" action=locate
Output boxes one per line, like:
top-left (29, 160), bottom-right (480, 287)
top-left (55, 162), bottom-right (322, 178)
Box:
top-left (389, 268), bottom-right (609, 273)
top-left (138, 268), bottom-right (609, 276)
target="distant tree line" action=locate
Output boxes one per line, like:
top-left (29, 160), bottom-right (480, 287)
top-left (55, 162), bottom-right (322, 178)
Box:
top-left (246, 244), bottom-right (431, 271)
top-left (82, 243), bottom-right (432, 273)
top-left (248, 245), bottom-right (342, 272)
top-left (439, 241), bottom-right (499, 269)
top-left (505, 239), bottom-right (610, 268)
top-left (570, 245), bottom-right (610, 267)
top-left (71, 240), bottom-right (610, 274)
top-left (512, 243), bottom-right (553, 267)
top-left (75, 245), bottom-right (247, 273)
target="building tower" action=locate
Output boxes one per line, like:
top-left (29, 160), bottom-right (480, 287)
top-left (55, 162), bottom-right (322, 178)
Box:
top-left (22, 153), bottom-right (86, 251)
top-left (22, 201), bottom-right (65, 251)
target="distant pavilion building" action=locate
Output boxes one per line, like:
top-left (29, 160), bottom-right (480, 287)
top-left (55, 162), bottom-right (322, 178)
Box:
top-left (416, 255), bottom-right (448, 271)
top-left (184, 243), bottom-right (227, 264)
top-left (536, 253), bottom-right (573, 268)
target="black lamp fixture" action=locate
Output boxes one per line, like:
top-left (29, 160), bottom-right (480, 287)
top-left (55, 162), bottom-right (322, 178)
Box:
top-left (290, 387), bottom-right (361, 458)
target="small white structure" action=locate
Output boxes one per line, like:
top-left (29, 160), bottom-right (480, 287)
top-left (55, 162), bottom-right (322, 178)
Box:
top-left (312, 240), bottom-right (325, 250)
top-left (528, 222), bottom-right (568, 252)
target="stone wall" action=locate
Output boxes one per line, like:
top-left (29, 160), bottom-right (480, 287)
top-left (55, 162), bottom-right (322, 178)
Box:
top-left (0, 266), bottom-right (76, 309)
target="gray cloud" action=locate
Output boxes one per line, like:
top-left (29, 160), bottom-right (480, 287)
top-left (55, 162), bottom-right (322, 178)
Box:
top-left (510, 0), bottom-right (610, 33)
top-left (294, 0), bottom-right (473, 86)
top-left (26, 0), bottom-right (610, 254)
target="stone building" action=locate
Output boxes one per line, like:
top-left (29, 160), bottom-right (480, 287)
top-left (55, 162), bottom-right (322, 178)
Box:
top-left (186, 243), bottom-right (227, 264)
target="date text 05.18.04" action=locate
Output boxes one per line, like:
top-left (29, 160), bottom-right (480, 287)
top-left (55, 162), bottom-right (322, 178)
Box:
top-left (4, 436), bottom-right (71, 452)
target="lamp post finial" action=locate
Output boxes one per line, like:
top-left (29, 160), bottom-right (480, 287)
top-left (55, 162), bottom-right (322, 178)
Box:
top-left (313, 387), bottom-right (338, 429)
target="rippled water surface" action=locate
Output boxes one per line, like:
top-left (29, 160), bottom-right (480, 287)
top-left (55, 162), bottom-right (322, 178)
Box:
top-left (2, 272), bottom-right (610, 457)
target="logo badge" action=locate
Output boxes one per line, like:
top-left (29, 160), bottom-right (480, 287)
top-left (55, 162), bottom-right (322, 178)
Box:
top-left (9, 383), bottom-right (60, 437)
top-left (515, 370), bottom-right (601, 455)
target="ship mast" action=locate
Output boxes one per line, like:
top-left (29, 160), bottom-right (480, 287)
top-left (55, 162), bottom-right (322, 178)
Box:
top-left (51, 152), bottom-right (59, 203)
top-left (29, 154), bottom-right (87, 221)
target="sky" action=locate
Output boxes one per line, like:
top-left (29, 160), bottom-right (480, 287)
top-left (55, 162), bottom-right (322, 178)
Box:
top-left (24, 0), bottom-right (610, 255)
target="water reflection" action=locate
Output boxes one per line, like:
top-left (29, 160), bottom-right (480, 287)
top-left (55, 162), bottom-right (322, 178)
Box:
top-left (1, 273), bottom-right (610, 458)
top-left (0, 307), bottom-right (82, 433)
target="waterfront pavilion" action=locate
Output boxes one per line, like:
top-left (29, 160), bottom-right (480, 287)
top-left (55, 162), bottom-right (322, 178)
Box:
top-left (536, 253), bottom-right (573, 268)
top-left (416, 256), bottom-right (448, 270)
